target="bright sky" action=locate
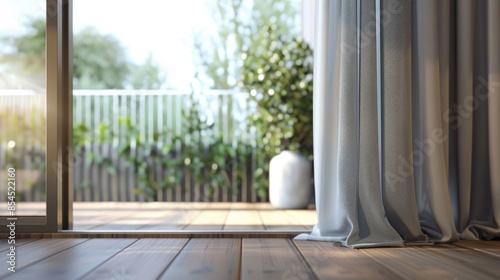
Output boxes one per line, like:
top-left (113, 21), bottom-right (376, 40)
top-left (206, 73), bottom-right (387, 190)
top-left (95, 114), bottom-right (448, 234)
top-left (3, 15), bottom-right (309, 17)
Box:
top-left (0, 0), bottom-right (220, 89)
top-left (73, 0), bottom-right (219, 90)
top-left (1, 0), bottom-right (301, 90)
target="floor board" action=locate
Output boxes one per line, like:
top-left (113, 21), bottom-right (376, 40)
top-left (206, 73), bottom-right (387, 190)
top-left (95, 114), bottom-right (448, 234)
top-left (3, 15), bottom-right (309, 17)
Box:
top-left (224, 207), bottom-right (265, 230)
top-left (81, 238), bottom-right (189, 279)
top-left (294, 240), bottom-right (401, 279)
top-left (286, 210), bottom-right (317, 227)
top-left (5, 239), bottom-right (136, 280)
top-left (0, 239), bottom-right (88, 279)
top-left (89, 210), bottom-right (167, 230)
top-left (183, 210), bottom-right (229, 230)
top-left (136, 209), bottom-right (201, 230)
top-left (361, 245), bottom-right (497, 279)
top-left (0, 239), bottom-right (38, 252)
top-left (74, 209), bottom-right (139, 230)
top-left (455, 240), bottom-right (500, 257)
top-left (413, 243), bottom-right (500, 279)
top-left (258, 210), bottom-right (309, 230)
top-left (241, 238), bottom-right (316, 280)
top-left (158, 238), bottom-right (241, 280)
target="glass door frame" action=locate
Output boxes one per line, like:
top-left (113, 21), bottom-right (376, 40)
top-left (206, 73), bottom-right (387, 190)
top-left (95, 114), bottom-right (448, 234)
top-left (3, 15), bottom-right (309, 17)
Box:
top-left (1, 0), bottom-right (73, 233)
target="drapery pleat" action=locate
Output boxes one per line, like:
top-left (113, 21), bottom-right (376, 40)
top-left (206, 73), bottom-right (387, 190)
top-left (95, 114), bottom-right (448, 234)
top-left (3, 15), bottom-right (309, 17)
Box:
top-left (295, 0), bottom-right (500, 248)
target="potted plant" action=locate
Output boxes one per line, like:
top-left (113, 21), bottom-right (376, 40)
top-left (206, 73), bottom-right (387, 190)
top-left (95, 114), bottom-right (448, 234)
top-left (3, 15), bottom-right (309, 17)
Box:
top-left (241, 25), bottom-right (314, 208)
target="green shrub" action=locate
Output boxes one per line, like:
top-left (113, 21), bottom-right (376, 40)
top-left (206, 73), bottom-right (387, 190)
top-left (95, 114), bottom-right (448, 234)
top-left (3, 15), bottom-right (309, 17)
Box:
top-left (241, 25), bottom-right (313, 199)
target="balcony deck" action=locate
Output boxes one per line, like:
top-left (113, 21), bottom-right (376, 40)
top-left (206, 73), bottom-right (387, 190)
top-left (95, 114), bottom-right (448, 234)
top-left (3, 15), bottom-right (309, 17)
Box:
top-left (12, 202), bottom-right (317, 231)
top-left (73, 202), bottom-right (317, 231)
top-left (4, 203), bottom-right (500, 279)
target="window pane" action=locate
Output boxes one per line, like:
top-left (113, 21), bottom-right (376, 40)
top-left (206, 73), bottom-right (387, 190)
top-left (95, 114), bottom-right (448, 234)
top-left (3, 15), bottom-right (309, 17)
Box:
top-left (0, 0), bottom-right (47, 216)
top-left (72, 0), bottom-right (302, 211)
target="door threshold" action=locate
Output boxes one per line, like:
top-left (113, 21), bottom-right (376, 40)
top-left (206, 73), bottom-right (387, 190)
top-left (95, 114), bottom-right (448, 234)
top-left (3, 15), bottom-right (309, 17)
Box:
top-left (9, 230), bottom-right (308, 239)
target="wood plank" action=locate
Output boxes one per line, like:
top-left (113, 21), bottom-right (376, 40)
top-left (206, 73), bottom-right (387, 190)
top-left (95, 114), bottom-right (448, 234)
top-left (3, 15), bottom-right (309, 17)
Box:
top-left (241, 239), bottom-right (316, 280)
top-left (82, 239), bottom-right (188, 279)
top-left (258, 210), bottom-right (309, 230)
top-left (0, 239), bottom-right (88, 278)
top-left (183, 210), bottom-right (229, 230)
top-left (74, 209), bottom-right (138, 230)
top-left (413, 243), bottom-right (500, 279)
top-left (456, 240), bottom-right (500, 257)
top-left (0, 239), bottom-right (38, 252)
top-left (361, 245), bottom-right (496, 279)
top-left (224, 207), bottom-right (264, 230)
top-left (159, 239), bottom-right (240, 280)
top-left (4, 239), bottom-right (136, 279)
top-left (253, 203), bottom-right (275, 210)
top-left (286, 209), bottom-right (317, 228)
top-left (138, 210), bottom-right (201, 230)
top-left (89, 209), bottom-right (168, 230)
top-left (293, 240), bottom-right (401, 279)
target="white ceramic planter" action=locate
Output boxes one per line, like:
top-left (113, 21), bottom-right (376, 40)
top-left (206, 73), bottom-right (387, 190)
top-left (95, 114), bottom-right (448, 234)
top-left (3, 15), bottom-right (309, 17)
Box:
top-left (269, 150), bottom-right (311, 209)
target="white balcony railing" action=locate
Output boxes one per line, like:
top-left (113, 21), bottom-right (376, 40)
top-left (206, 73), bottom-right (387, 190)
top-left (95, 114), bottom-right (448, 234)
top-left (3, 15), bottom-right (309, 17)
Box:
top-left (0, 90), bottom-right (264, 203)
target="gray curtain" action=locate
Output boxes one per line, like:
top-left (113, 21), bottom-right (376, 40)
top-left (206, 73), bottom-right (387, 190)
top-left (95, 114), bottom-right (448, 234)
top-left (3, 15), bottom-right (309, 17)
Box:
top-left (295, 0), bottom-right (500, 248)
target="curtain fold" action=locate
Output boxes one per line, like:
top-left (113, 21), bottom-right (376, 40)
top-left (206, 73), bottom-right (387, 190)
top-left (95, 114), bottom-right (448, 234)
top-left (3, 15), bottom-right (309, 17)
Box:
top-left (295, 0), bottom-right (500, 248)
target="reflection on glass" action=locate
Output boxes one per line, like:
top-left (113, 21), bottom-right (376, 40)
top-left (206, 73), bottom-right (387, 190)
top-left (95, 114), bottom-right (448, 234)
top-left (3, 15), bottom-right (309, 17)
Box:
top-left (0, 0), bottom-right (46, 216)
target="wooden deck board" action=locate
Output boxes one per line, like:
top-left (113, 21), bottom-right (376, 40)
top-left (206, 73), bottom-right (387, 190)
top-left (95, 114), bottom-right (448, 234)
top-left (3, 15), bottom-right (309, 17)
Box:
top-left (89, 210), bottom-right (168, 230)
top-left (241, 238), bottom-right (316, 280)
top-left (258, 210), bottom-right (310, 230)
top-left (81, 238), bottom-right (189, 279)
top-left (159, 238), bottom-right (241, 280)
top-left (361, 245), bottom-right (497, 279)
top-left (455, 240), bottom-right (500, 257)
top-left (183, 210), bottom-right (229, 230)
top-left (4, 239), bottom-right (136, 280)
top-left (0, 239), bottom-right (88, 279)
top-left (286, 210), bottom-right (317, 227)
top-left (413, 243), bottom-right (500, 279)
top-left (73, 209), bottom-right (139, 230)
top-left (224, 204), bottom-right (265, 230)
top-left (0, 239), bottom-right (38, 252)
top-left (294, 240), bottom-right (401, 279)
top-left (136, 210), bottom-right (201, 230)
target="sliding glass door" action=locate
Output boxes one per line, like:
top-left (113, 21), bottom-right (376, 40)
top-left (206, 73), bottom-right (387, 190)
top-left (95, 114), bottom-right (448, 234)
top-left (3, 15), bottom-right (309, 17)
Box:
top-left (1, 0), bottom-right (72, 232)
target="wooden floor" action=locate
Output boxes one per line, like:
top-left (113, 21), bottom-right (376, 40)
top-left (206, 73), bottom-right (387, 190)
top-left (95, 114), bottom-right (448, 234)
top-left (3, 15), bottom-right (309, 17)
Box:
top-left (2, 239), bottom-right (499, 279)
top-left (7, 203), bottom-right (500, 279)
top-left (13, 202), bottom-right (317, 231)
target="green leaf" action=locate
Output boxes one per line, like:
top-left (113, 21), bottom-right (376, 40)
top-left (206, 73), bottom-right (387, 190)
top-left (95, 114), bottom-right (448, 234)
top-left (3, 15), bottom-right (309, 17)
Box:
top-left (86, 153), bottom-right (95, 165)
top-left (207, 186), bottom-right (215, 197)
top-left (161, 144), bottom-right (172, 155)
top-left (106, 166), bottom-right (116, 175)
top-left (153, 132), bottom-right (161, 142)
top-left (257, 188), bottom-right (267, 199)
top-left (119, 143), bottom-right (131, 156)
top-left (134, 188), bottom-right (145, 195)
top-left (226, 147), bottom-right (236, 158)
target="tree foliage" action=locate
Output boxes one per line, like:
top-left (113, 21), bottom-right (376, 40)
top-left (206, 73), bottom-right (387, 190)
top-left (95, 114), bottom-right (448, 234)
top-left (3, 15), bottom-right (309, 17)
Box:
top-left (0, 18), bottom-right (165, 89)
top-left (0, 18), bottom-right (46, 86)
top-left (73, 27), bottom-right (130, 89)
top-left (193, 0), bottom-right (299, 89)
top-left (130, 53), bottom-right (165, 90)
